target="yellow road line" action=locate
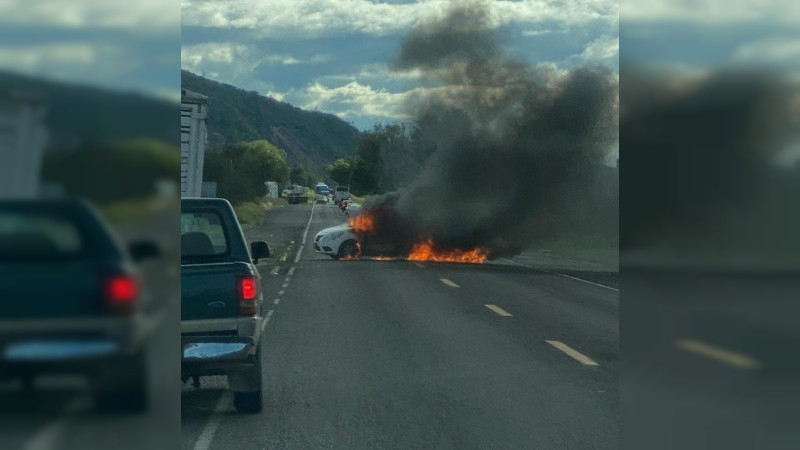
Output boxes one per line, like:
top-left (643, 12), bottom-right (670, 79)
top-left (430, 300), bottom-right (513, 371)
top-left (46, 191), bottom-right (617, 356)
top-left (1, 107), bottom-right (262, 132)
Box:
top-left (545, 340), bottom-right (598, 366)
top-left (675, 339), bottom-right (761, 369)
top-left (439, 278), bottom-right (460, 288)
top-left (485, 304), bottom-right (513, 317)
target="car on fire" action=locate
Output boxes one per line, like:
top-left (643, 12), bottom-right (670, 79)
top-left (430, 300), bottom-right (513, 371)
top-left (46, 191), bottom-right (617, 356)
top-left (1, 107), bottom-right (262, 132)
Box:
top-left (313, 224), bottom-right (360, 259)
top-left (345, 203), bottom-right (361, 217)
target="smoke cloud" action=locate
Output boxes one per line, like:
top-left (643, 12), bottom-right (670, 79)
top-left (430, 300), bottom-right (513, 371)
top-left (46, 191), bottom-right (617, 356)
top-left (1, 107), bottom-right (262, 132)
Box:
top-left (359, 5), bottom-right (619, 259)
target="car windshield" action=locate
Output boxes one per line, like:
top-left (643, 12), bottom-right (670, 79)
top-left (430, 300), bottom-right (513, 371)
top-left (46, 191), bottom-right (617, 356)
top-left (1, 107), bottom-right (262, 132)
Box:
top-left (0, 211), bottom-right (86, 260)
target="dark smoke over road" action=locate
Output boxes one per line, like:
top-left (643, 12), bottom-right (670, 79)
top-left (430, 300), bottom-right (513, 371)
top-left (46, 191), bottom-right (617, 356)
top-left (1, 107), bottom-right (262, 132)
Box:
top-left (359, 5), bottom-right (619, 259)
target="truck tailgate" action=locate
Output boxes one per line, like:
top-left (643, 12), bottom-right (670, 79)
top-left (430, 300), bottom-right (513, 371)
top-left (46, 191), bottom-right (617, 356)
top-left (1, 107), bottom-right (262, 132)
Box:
top-left (181, 262), bottom-right (252, 321)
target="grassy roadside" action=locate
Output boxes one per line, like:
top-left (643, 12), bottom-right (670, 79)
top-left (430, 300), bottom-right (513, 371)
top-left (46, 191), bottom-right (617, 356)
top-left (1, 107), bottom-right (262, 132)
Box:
top-left (234, 197), bottom-right (288, 227)
top-left (99, 196), bottom-right (178, 225)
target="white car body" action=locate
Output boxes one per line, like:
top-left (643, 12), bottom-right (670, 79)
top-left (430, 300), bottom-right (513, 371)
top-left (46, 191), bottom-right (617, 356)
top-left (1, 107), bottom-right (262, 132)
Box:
top-left (313, 224), bottom-right (359, 258)
top-left (314, 193), bottom-right (329, 203)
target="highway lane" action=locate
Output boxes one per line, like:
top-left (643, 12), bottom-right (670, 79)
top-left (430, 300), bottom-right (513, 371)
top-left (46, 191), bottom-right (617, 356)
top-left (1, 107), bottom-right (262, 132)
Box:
top-left (182, 202), bottom-right (619, 449)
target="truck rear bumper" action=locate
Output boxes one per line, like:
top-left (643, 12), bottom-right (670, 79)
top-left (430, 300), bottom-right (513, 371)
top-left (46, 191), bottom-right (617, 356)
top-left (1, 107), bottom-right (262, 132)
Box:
top-left (181, 336), bottom-right (259, 391)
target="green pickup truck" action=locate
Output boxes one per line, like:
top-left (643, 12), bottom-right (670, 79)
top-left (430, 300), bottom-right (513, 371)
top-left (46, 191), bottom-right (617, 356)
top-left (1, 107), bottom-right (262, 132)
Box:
top-left (180, 198), bottom-right (270, 413)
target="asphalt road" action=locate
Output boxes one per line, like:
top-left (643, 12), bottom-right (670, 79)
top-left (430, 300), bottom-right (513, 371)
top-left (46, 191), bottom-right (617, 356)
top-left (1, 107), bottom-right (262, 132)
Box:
top-left (181, 202), bottom-right (620, 449)
top-left (0, 208), bottom-right (181, 450)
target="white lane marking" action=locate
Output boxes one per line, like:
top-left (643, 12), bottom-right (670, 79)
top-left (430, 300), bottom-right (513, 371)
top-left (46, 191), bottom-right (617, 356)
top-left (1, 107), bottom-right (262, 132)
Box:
top-left (288, 267), bottom-right (296, 276)
top-left (675, 339), bottom-right (761, 369)
top-left (301, 203), bottom-right (316, 245)
top-left (485, 304), bottom-right (513, 317)
top-left (193, 393), bottom-right (230, 450)
top-left (266, 309), bottom-right (274, 318)
top-left (413, 262), bottom-right (425, 268)
top-left (269, 266), bottom-right (280, 276)
top-left (274, 298), bottom-right (280, 305)
top-left (294, 247), bottom-right (303, 263)
top-left (24, 396), bottom-right (87, 450)
top-left (284, 276), bottom-right (291, 283)
top-left (281, 283), bottom-right (288, 288)
top-left (545, 340), bottom-right (599, 366)
top-left (499, 257), bottom-right (619, 292)
top-left (278, 290), bottom-right (285, 296)
top-left (440, 278), bottom-right (460, 288)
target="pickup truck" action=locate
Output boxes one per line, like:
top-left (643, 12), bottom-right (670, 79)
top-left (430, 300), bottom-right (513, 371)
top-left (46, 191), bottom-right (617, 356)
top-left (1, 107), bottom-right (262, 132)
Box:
top-left (180, 198), bottom-right (270, 413)
top-left (0, 199), bottom-right (161, 413)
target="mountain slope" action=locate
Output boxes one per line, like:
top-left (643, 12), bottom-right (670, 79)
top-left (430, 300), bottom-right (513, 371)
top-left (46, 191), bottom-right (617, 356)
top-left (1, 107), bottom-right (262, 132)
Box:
top-left (0, 71), bottom-right (178, 149)
top-left (181, 70), bottom-right (359, 177)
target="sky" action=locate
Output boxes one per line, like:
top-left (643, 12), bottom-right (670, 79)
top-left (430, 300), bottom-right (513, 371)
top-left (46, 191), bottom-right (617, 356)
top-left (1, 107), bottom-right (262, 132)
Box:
top-left (0, 0), bottom-right (180, 101)
top-left (180, 0), bottom-right (620, 130)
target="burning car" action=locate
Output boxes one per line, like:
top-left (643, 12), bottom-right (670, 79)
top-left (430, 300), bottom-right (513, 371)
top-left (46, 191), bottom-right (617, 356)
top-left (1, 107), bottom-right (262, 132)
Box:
top-left (313, 224), bottom-right (360, 259)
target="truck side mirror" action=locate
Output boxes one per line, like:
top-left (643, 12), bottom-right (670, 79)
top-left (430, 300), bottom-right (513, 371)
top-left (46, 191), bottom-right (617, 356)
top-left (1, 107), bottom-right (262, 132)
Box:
top-left (129, 241), bottom-right (160, 262)
top-left (250, 241), bottom-right (270, 263)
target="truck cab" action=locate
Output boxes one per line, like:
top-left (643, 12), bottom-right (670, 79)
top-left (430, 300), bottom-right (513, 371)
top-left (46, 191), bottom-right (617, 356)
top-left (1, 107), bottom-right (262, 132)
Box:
top-left (180, 198), bottom-right (270, 413)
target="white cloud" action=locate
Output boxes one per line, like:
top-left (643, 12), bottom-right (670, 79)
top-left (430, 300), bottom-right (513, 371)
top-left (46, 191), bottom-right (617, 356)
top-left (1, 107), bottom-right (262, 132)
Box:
top-left (578, 34), bottom-right (619, 61)
top-left (0, 43), bottom-right (113, 72)
top-left (182, 42), bottom-right (332, 75)
top-left (181, 0), bottom-right (617, 38)
top-left (733, 37), bottom-right (800, 62)
top-left (0, 0), bottom-right (179, 30)
top-left (522, 29), bottom-right (553, 36)
top-left (622, 0), bottom-right (799, 24)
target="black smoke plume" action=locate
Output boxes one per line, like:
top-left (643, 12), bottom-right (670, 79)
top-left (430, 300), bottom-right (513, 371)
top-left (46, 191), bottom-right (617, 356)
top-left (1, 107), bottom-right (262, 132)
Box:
top-left (359, 5), bottom-right (619, 259)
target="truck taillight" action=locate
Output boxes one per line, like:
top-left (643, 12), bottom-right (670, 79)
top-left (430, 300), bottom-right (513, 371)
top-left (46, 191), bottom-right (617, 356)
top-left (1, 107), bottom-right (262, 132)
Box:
top-left (237, 275), bottom-right (257, 316)
top-left (104, 275), bottom-right (138, 314)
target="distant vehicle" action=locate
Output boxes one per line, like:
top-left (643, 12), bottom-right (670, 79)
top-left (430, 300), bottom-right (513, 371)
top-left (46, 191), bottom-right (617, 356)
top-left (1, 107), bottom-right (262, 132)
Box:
top-left (180, 198), bottom-right (271, 413)
top-left (314, 193), bottom-right (329, 204)
top-left (313, 224), bottom-right (360, 259)
top-left (286, 185), bottom-right (308, 205)
top-left (333, 186), bottom-right (351, 204)
top-left (281, 188), bottom-right (292, 198)
top-left (314, 183), bottom-right (331, 196)
top-left (0, 199), bottom-right (161, 413)
top-left (345, 203), bottom-right (361, 217)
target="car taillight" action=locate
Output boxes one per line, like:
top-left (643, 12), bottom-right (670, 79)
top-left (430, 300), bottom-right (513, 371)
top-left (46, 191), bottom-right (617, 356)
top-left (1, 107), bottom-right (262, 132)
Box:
top-left (104, 275), bottom-right (138, 314)
top-left (237, 275), bottom-right (257, 316)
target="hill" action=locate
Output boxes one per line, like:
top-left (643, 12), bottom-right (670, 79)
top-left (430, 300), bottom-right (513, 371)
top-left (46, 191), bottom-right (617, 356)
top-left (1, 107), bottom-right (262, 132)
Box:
top-left (181, 70), bottom-right (359, 177)
top-left (0, 71), bottom-right (179, 149)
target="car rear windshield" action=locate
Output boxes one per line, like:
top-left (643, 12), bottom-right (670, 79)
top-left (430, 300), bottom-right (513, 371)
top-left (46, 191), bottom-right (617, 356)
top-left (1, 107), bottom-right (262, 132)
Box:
top-left (181, 211), bottom-right (229, 259)
top-left (0, 212), bottom-right (86, 260)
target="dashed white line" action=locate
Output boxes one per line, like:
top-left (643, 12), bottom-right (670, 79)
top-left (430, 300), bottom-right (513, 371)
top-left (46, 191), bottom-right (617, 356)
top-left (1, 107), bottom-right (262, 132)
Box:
top-left (546, 340), bottom-right (599, 366)
top-left (269, 266), bottom-right (280, 276)
top-left (274, 298), bottom-right (280, 305)
top-left (281, 283), bottom-right (288, 288)
top-left (193, 393), bottom-right (230, 450)
top-left (278, 290), bottom-right (285, 296)
top-left (499, 257), bottom-right (618, 292)
top-left (284, 276), bottom-right (291, 283)
top-left (287, 266), bottom-right (296, 276)
top-left (675, 339), bottom-right (761, 369)
top-left (485, 304), bottom-right (513, 317)
top-left (24, 397), bottom-right (87, 450)
top-left (440, 278), bottom-right (460, 288)
top-left (266, 309), bottom-right (274, 318)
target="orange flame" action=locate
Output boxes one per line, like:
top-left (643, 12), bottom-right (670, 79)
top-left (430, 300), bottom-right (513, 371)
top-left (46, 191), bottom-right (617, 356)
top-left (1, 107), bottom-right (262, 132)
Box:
top-left (407, 238), bottom-right (487, 263)
top-left (348, 214), bottom-right (375, 233)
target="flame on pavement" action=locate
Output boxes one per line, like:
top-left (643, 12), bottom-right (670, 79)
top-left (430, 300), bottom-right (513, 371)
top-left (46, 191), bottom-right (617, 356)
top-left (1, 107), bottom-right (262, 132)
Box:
top-left (407, 238), bottom-right (487, 263)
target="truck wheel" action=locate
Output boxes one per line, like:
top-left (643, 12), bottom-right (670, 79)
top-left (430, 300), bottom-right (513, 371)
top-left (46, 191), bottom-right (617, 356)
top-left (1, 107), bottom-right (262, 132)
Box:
top-left (337, 240), bottom-right (360, 260)
top-left (94, 351), bottom-right (148, 414)
top-left (233, 348), bottom-right (263, 414)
